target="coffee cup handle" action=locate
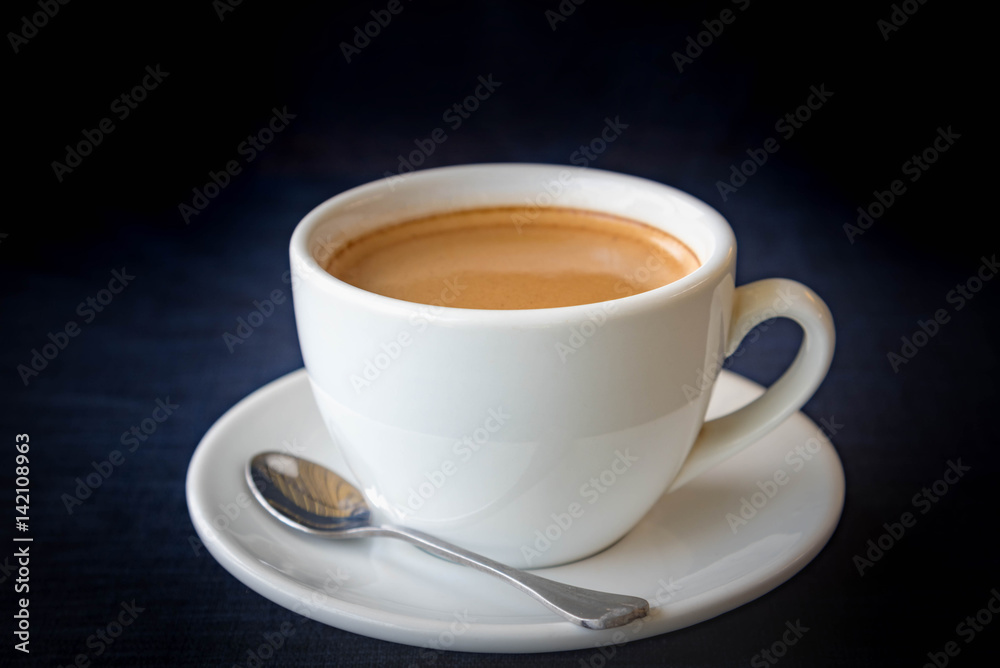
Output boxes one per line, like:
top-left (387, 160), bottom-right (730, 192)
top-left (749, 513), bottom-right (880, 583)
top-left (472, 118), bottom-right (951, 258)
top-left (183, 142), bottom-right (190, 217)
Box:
top-left (667, 278), bottom-right (835, 491)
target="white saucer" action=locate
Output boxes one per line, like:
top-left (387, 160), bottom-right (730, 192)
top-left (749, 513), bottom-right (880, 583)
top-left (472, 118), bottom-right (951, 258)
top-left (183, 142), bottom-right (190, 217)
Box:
top-left (186, 368), bottom-right (844, 653)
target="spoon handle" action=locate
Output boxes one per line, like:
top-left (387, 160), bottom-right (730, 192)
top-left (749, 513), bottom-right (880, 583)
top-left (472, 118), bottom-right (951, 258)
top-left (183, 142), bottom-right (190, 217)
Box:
top-left (369, 524), bottom-right (649, 629)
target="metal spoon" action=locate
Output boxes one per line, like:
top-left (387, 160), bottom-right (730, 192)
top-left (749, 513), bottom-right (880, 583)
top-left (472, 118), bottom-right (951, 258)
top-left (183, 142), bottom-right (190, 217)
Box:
top-left (246, 451), bottom-right (649, 630)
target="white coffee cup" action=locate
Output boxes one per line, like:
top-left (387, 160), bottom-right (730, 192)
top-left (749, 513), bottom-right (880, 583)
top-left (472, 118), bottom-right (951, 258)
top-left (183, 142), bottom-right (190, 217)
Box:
top-left (289, 164), bottom-right (834, 568)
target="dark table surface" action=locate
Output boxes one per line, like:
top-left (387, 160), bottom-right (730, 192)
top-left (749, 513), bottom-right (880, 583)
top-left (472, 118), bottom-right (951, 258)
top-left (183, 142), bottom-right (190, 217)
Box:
top-left (3, 1), bottom-right (995, 666)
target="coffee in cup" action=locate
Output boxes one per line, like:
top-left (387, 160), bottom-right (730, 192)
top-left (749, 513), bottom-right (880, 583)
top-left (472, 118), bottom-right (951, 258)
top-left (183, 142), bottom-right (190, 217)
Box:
top-left (324, 206), bottom-right (700, 310)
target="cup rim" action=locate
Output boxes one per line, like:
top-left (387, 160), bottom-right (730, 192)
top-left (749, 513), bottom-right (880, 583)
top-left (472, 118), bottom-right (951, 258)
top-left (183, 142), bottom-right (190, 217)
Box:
top-left (289, 163), bottom-right (736, 325)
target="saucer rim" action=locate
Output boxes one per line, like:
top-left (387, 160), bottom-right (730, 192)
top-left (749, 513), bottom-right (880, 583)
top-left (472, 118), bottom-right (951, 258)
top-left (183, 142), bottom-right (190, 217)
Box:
top-left (186, 368), bottom-right (844, 653)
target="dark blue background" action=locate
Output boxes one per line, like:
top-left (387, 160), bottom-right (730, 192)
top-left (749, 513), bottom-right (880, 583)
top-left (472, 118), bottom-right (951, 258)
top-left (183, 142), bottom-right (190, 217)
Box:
top-left (3, 1), bottom-right (994, 666)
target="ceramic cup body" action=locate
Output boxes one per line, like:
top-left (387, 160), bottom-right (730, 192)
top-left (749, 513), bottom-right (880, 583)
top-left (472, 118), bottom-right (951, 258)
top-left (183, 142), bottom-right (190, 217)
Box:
top-left (290, 164), bottom-right (834, 568)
